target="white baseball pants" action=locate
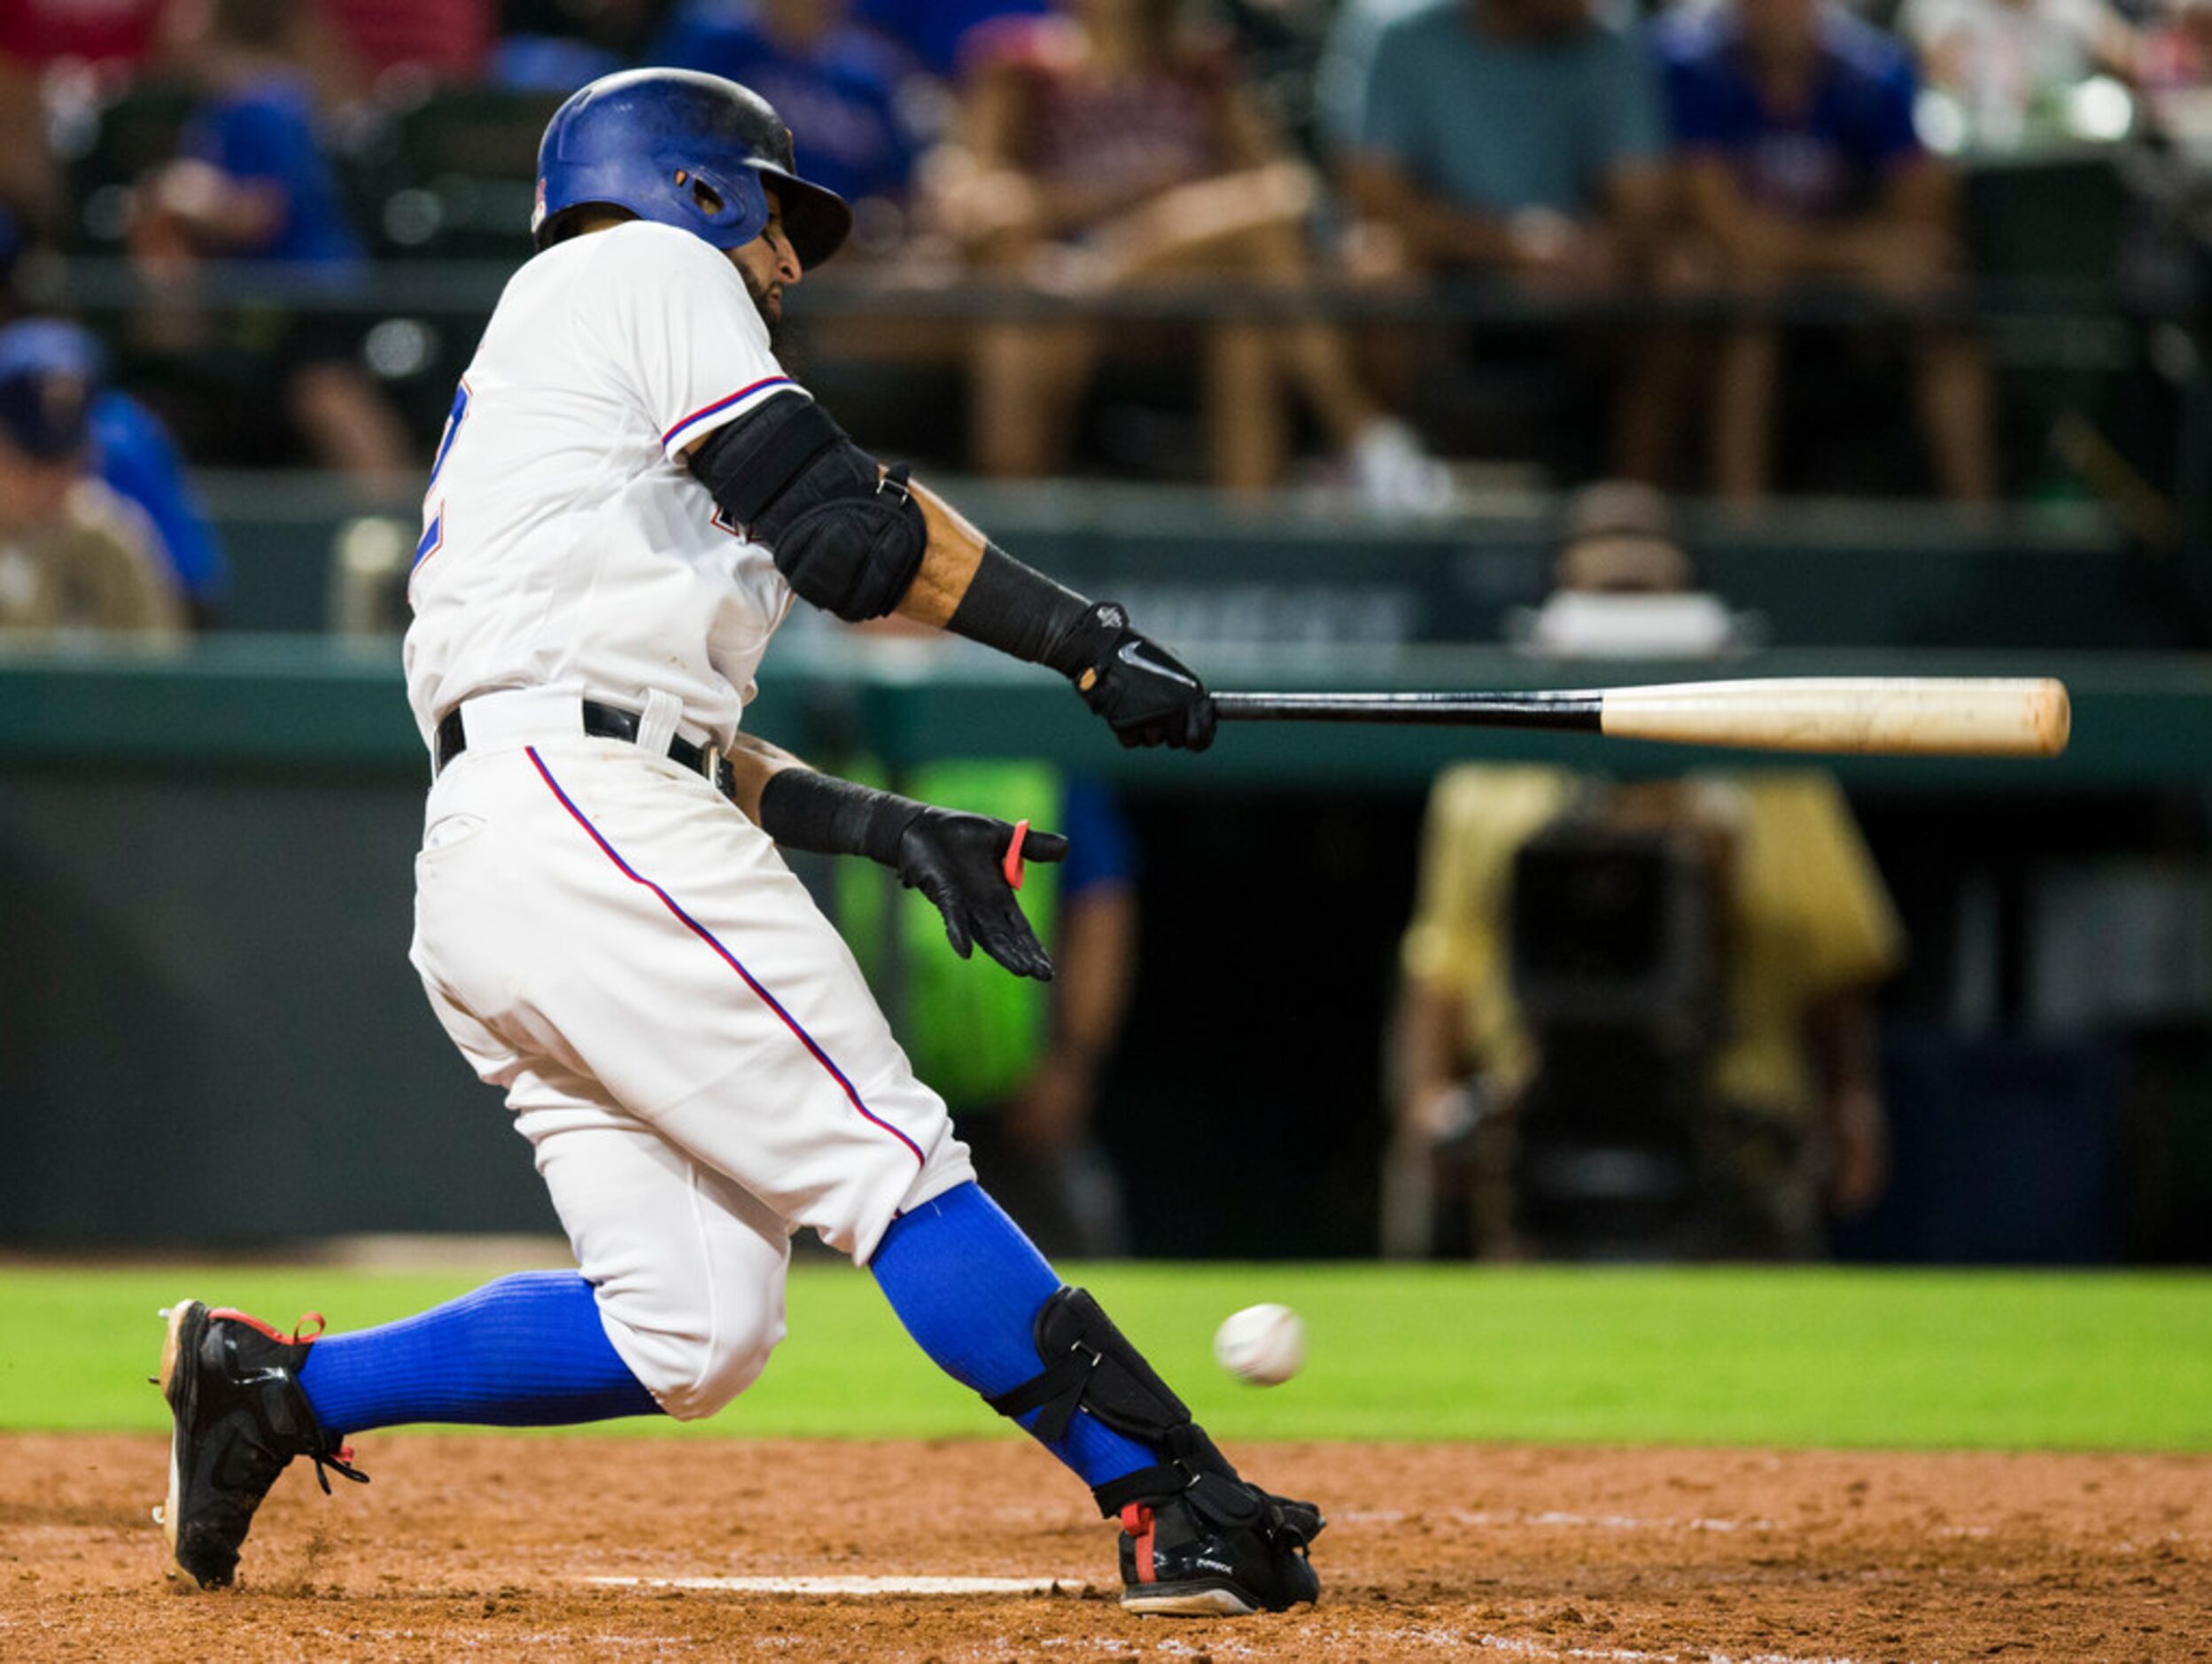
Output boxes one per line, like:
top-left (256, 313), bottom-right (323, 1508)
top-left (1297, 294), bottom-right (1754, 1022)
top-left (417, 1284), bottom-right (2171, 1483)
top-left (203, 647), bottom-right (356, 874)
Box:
top-left (409, 688), bottom-right (974, 1419)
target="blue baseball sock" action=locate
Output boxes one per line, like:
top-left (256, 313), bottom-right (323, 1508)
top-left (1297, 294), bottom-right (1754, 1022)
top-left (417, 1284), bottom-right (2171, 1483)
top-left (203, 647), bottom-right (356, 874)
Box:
top-left (294, 1270), bottom-right (662, 1435)
top-left (870, 1181), bottom-right (1156, 1489)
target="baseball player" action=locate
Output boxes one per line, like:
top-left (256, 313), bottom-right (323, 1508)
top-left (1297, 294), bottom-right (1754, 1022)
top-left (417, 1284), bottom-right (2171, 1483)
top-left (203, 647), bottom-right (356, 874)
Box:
top-left (154, 69), bottom-right (1322, 1618)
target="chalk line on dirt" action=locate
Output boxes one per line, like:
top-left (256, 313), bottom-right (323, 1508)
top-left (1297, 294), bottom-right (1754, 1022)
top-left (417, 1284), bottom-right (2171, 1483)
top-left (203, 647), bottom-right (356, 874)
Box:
top-left (1473, 1635), bottom-right (1867, 1664)
top-left (584, 1574), bottom-right (1098, 1597)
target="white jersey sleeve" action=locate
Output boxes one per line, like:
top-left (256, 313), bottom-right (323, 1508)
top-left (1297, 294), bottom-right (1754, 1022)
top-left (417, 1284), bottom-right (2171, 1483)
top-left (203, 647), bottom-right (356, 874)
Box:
top-left (582, 222), bottom-right (807, 460)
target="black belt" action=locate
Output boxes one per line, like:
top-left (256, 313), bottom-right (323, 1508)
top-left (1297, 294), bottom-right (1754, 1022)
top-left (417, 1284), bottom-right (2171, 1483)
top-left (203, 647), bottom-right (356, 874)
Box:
top-left (435, 699), bottom-right (736, 798)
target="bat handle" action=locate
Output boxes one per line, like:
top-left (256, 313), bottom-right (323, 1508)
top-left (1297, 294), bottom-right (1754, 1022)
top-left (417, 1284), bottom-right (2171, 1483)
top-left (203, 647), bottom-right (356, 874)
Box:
top-left (1002, 819), bottom-right (1030, 890)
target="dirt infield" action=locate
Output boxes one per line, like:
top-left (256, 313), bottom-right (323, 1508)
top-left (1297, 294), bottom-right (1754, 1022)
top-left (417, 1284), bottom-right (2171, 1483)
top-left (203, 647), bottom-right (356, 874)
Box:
top-left (0, 1434), bottom-right (2204, 1661)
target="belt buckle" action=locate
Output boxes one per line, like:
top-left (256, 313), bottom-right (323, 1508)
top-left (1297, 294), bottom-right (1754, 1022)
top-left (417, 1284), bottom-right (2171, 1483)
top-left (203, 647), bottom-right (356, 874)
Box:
top-left (700, 740), bottom-right (725, 792)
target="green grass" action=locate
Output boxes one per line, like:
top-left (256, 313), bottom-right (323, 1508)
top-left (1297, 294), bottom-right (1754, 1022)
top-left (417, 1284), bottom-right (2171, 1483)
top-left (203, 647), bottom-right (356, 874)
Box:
top-left (5, 1264), bottom-right (2207, 1450)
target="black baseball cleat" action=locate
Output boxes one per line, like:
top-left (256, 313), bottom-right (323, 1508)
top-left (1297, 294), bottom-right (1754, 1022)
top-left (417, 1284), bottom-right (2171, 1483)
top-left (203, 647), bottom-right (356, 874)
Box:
top-left (154, 1299), bottom-right (367, 1589)
top-left (1116, 1475), bottom-right (1324, 1617)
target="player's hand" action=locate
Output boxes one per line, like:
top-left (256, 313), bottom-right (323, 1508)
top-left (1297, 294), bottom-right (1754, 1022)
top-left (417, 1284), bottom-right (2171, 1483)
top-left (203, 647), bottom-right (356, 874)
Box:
top-left (894, 809), bottom-right (1069, 981)
top-left (1059, 602), bottom-right (1215, 750)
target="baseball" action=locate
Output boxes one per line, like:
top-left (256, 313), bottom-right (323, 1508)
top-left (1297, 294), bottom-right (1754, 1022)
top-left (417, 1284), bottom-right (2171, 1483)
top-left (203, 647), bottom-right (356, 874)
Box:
top-left (1212, 1303), bottom-right (1305, 1387)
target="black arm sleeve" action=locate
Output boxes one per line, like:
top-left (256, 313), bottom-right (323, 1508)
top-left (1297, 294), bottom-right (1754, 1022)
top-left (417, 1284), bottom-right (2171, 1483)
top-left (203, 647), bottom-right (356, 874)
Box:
top-left (756, 767), bottom-right (922, 866)
top-left (945, 543), bottom-right (1104, 675)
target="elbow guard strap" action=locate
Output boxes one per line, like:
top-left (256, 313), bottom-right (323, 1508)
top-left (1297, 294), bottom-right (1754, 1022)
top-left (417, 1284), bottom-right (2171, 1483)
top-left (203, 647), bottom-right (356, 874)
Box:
top-left (688, 395), bottom-right (928, 621)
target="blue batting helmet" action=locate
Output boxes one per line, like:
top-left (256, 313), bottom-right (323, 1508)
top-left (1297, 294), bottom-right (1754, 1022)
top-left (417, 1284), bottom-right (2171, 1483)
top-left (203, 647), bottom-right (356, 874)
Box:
top-left (532, 68), bottom-right (853, 268)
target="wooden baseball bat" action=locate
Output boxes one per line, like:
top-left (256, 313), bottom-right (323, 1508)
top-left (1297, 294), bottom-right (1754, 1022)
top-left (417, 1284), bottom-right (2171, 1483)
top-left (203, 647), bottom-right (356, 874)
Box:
top-left (1212, 677), bottom-right (2070, 758)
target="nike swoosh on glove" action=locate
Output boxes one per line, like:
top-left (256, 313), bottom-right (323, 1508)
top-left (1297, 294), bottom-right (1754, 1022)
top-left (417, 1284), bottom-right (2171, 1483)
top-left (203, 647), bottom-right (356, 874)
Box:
top-left (1059, 602), bottom-right (1216, 751)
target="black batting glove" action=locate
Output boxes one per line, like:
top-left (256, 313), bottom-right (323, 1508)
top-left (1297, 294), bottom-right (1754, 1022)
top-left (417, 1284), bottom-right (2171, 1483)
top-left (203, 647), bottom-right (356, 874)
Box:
top-left (1054, 601), bottom-right (1215, 751)
top-left (757, 768), bottom-right (1067, 981)
top-left (892, 809), bottom-right (1069, 982)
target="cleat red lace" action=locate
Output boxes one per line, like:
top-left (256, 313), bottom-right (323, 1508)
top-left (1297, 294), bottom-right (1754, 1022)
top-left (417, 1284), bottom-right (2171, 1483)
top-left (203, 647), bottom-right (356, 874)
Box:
top-left (208, 1309), bottom-right (328, 1345)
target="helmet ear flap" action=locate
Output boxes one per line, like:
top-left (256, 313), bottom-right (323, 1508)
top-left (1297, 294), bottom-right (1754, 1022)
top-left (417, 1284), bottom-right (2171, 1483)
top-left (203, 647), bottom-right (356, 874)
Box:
top-left (659, 159), bottom-right (764, 243)
top-left (674, 170), bottom-right (724, 218)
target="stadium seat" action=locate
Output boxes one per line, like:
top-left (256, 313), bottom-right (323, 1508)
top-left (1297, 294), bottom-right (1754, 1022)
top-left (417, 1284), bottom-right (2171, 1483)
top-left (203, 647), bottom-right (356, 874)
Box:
top-left (357, 88), bottom-right (568, 260)
top-left (55, 82), bottom-right (198, 253)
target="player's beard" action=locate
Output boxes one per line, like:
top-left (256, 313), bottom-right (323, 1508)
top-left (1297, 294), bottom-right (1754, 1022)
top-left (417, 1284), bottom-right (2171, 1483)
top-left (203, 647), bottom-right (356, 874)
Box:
top-left (737, 263), bottom-right (788, 356)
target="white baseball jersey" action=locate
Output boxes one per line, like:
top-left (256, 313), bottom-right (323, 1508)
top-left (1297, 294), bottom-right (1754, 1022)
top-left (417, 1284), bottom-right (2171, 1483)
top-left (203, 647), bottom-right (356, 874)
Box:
top-left (402, 220), bottom-right (802, 749)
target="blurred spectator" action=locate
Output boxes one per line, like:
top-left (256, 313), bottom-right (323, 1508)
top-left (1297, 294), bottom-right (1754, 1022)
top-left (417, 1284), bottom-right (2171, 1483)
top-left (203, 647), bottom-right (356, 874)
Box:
top-left (0, 98), bottom-right (58, 264)
top-left (1316, 0), bottom-right (1466, 162)
top-left (0, 206), bottom-right (25, 309)
top-left (940, 0), bottom-right (1446, 503)
top-left (0, 11), bottom-right (74, 245)
top-left (496, 0), bottom-right (678, 89)
top-left (0, 327), bottom-right (182, 638)
top-left (318, 0), bottom-right (493, 84)
top-left (159, 0), bottom-right (373, 111)
top-left (2138, 0), bottom-right (2212, 103)
top-left (1657, 0), bottom-right (1999, 502)
top-left (652, 0), bottom-right (930, 252)
top-left (1899, 0), bottom-right (2138, 155)
top-left (1329, 0), bottom-right (1674, 480)
top-left (1383, 484), bottom-right (1901, 1260)
top-left (0, 319), bottom-right (229, 624)
top-left (857, 0), bottom-right (1052, 81)
top-left (842, 761), bottom-right (1141, 1258)
top-left (1332, 0), bottom-right (1670, 294)
top-left (0, 0), bottom-right (167, 74)
top-left (500, 0), bottom-right (672, 58)
top-left (130, 0), bottom-right (412, 480)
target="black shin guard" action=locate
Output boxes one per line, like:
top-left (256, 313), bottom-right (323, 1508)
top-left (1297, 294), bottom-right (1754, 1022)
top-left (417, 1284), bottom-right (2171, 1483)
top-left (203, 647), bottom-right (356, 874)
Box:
top-left (985, 1287), bottom-right (1244, 1517)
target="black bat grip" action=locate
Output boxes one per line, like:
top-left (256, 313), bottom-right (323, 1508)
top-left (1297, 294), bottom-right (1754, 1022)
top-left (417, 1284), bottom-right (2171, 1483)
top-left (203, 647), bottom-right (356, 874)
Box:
top-left (1211, 691), bottom-right (1604, 731)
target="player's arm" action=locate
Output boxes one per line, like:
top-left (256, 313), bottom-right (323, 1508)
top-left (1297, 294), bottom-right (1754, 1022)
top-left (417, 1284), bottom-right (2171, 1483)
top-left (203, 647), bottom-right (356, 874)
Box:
top-left (719, 731), bottom-right (1069, 982)
top-left (684, 396), bottom-right (1214, 750)
top-left (898, 477), bottom-right (1214, 750)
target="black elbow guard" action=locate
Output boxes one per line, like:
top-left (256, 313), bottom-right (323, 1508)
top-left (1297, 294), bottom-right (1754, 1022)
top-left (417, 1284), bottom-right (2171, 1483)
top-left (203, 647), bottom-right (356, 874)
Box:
top-left (687, 393), bottom-right (927, 621)
top-left (772, 467), bottom-right (927, 620)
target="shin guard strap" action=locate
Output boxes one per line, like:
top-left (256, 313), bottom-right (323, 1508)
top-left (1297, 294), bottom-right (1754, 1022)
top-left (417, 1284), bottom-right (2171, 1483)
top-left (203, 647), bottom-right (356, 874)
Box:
top-left (1094, 1463), bottom-right (1189, 1515)
top-left (983, 1347), bottom-right (1095, 1443)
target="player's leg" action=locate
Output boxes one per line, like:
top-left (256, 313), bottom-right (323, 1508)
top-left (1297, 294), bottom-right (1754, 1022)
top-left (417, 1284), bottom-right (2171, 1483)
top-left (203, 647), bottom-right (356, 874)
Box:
top-left (1711, 314), bottom-right (1781, 503)
top-left (296, 1076), bottom-right (796, 1432)
top-left (1910, 325), bottom-right (1998, 504)
top-left (869, 1180), bottom-right (1323, 1616)
top-left (156, 1067), bottom-right (791, 1589)
top-left (970, 316), bottom-right (1098, 479)
top-left (1202, 319), bottom-right (1288, 494)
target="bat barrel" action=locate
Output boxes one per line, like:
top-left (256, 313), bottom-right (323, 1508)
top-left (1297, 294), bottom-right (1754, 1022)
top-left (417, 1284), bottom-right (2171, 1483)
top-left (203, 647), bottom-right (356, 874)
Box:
top-left (1596, 677), bottom-right (2070, 757)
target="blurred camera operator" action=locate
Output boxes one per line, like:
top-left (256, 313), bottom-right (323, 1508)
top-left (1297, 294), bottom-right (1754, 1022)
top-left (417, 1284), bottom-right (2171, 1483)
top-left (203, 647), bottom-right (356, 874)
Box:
top-left (1383, 484), bottom-right (1901, 1260)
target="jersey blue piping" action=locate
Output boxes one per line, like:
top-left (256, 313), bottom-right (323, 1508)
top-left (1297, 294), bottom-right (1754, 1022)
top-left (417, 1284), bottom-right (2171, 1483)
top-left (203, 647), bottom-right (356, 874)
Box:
top-left (662, 376), bottom-right (795, 450)
top-left (524, 745), bottom-right (927, 1169)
